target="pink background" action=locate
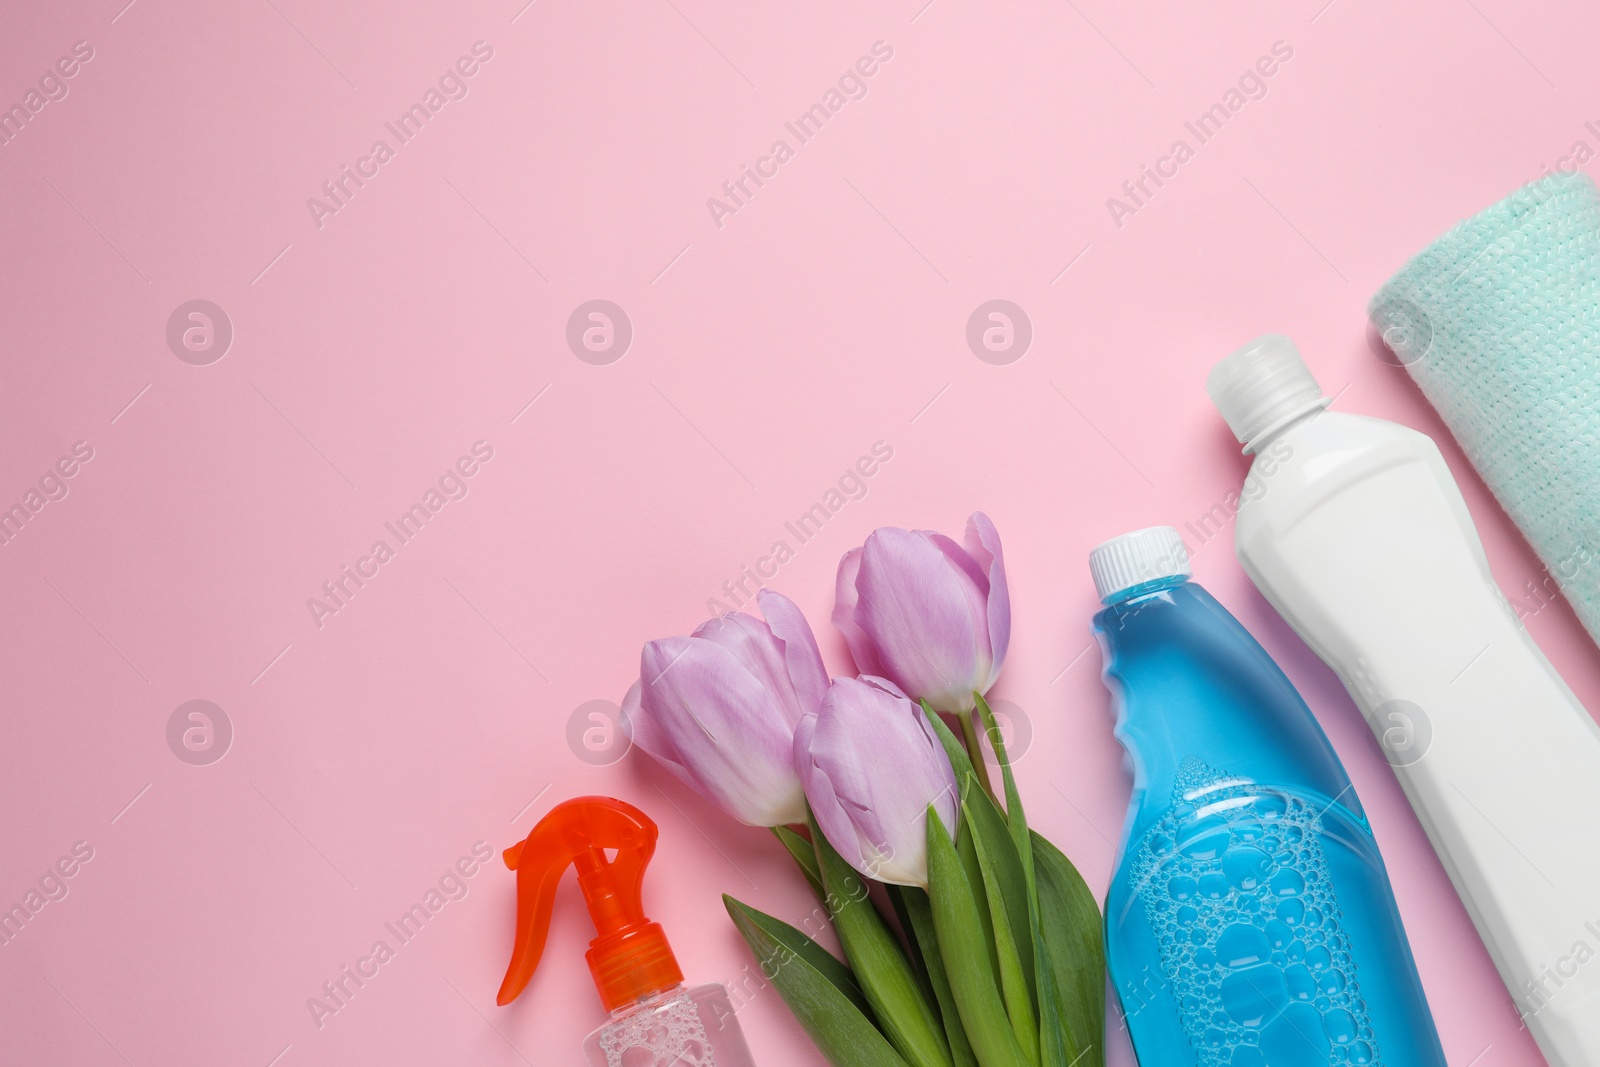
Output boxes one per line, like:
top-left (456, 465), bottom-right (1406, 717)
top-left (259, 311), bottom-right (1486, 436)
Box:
top-left (3, 0), bottom-right (1597, 1063)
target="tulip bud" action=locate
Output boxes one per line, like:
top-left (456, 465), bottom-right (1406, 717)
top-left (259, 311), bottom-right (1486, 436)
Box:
top-left (833, 512), bottom-right (1010, 714)
top-left (796, 676), bottom-right (959, 888)
top-left (624, 590), bottom-right (826, 827)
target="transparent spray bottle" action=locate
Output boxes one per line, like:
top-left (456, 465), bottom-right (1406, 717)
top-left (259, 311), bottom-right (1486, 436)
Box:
top-left (498, 795), bottom-right (757, 1067)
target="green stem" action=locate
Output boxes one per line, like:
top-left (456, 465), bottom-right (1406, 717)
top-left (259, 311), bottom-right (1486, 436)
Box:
top-left (772, 825), bottom-right (826, 903)
top-left (958, 708), bottom-right (999, 803)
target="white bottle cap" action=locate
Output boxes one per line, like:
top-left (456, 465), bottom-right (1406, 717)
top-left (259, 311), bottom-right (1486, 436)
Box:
top-left (1088, 526), bottom-right (1192, 602)
top-left (1206, 334), bottom-right (1329, 454)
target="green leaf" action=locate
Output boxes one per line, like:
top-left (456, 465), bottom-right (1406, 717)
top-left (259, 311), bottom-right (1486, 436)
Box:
top-left (923, 702), bottom-right (1000, 976)
top-left (884, 883), bottom-right (939, 1013)
top-left (774, 825), bottom-right (826, 902)
top-left (724, 895), bottom-right (910, 1067)
top-left (1032, 930), bottom-right (1071, 1067)
top-left (896, 886), bottom-right (979, 1067)
top-left (926, 805), bottom-right (1032, 1067)
top-left (973, 695), bottom-right (1040, 1019)
top-left (809, 810), bottom-right (953, 1067)
top-left (922, 700), bottom-right (978, 784)
top-left (955, 792), bottom-right (1000, 983)
top-left (974, 692), bottom-right (1036, 902)
top-left (962, 779), bottom-right (1037, 1012)
top-left (724, 893), bottom-right (874, 1019)
top-left (1031, 832), bottom-right (1106, 1067)
top-left (923, 700), bottom-right (1001, 970)
top-left (964, 791), bottom-right (1040, 1066)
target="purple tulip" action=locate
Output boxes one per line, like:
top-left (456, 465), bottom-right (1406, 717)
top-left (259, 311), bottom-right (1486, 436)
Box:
top-left (796, 676), bottom-right (959, 888)
top-left (623, 590), bottom-right (826, 827)
top-left (833, 512), bottom-right (1010, 714)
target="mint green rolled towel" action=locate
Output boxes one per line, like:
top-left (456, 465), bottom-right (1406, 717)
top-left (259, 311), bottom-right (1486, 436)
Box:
top-left (1369, 171), bottom-right (1600, 642)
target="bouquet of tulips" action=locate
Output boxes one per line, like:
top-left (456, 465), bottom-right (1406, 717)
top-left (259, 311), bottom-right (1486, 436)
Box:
top-left (624, 514), bottom-right (1104, 1067)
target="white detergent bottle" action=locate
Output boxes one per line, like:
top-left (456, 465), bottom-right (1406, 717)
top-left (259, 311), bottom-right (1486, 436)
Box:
top-left (1206, 334), bottom-right (1600, 1066)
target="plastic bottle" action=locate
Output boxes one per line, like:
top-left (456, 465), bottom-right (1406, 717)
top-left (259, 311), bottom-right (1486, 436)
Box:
top-left (1091, 525), bottom-right (1446, 1066)
top-left (1207, 334), bottom-right (1600, 1065)
top-left (498, 795), bottom-right (757, 1067)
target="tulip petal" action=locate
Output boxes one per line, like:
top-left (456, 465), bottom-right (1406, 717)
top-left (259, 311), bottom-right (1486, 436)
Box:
top-left (964, 512), bottom-right (1010, 689)
top-left (855, 527), bottom-right (985, 712)
top-left (691, 610), bottom-right (809, 727)
top-left (624, 678), bottom-right (687, 773)
top-left (832, 547), bottom-right (887, 678)
top-left (637, 636), bottom-right (807, 826)
top-left (757, 589), bottom-right (829, 719)
top-left (858, 674), bottom-right (910, 701)
top-left (799, 677), bottom-right (959, 886)
top-left (795, 713), bottom-right (869, 876)
top-left (629, 641), bottom-right (713, 789)
top-left (927, 531), bottom-right (990, 599)
top-left (927, 530), bottom-right (996, 678)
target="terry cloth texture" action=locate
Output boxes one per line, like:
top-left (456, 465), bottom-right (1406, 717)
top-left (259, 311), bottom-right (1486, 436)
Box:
top-left (1369, 171), bottom-right (1600, 645)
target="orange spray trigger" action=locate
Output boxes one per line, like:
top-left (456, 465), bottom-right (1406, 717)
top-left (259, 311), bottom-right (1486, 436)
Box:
top-left (497, 796), bottom-right (683, 1010)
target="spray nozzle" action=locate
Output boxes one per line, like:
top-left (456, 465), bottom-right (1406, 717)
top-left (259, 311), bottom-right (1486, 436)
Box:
top-left (497, 795), bottom-right (683, 1010)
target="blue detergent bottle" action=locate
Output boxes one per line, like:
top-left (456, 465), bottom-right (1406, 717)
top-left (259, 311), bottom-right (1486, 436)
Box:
top-left (1088, 527), bottom-right (1446, 1067)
